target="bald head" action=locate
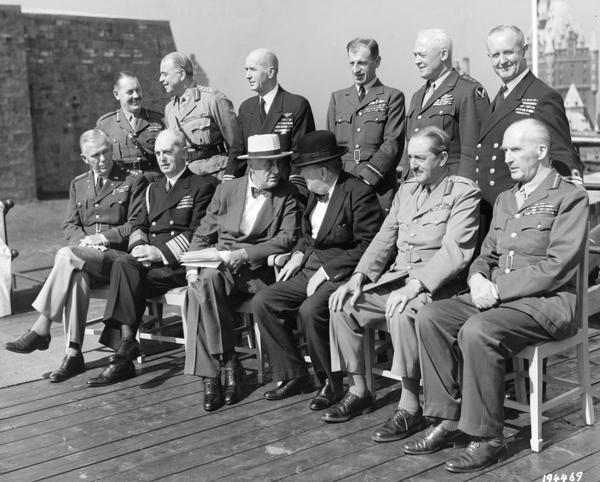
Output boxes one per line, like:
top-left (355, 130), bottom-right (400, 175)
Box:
top-left (502, 119), bottom-right (551, 183)
top-left (413, 29), bottom-right (452, 80)
top-left (245, 48), bottom-right (279, 95)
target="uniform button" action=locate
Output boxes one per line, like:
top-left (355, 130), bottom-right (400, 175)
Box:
top-left (355, 144), bottom-right (360, 149)
top-left (357, 127), bottom-right (361, 132)
top-left (413, 219), bottom-right (418, 224)
top-left (491, 155), bottom-right (497, 161)
top-left (475, 180), bottom-right (479, 185)
top-left (509, 250), bottom-right (515, 255)
top-left (152, 233), bottom-right (156, 237)
top-left (119, 200), bottom-right (123, 204)
top-left (94, 204), bottom-right (99, 207)
top-left (169, 220), bottom-right (174, 225)
top-left (493, 142), bottom-right (499, 148)
top-left (489, 180), bottom-right (495, 186)
top-left (514, 213), bottom-right (521, 219)
top-left (152, 221), bottom-right (156, 226)
top-left (375, 117), bottom-right (379, 121)
top-left (475, 156), bottom-right (479, 161)
top-left (510, 232), bottom-right (517, 238)
top-left (417, 115), bottom-right (422, 120)
top-left (476, 143), bottom-right (481, 148)
top-left (170, 231), bottom-right (175, 236)
top-left (408, 244), bottom-right (413, 249)
top-left (490, 168), bottom-right (495, 174)
top-left (95, 214), bottom-right (100, 219)
top-left (439, 110), bottom-right (443, 114)
top-left (414, 128), bottom-right (419, 132)
top-left (358, 112), bottom-right (363, 116)
top-left (337, 118), bottom-right (342, 122)
top-left (475, 168), bottom-right (479, 173)
top-left (537, 223), bottom-right (542, 229)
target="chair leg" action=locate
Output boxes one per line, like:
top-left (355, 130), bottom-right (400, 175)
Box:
top-left (364, 327), bottom-right (376, 394)
top-left (514, 356), bottom-right (527, 403)
top-left (253, 320), bottom-right (265, 385)
top-left (135, 329), bottom-right (145, 364)
top-left (528, 350), bottom-right (544, 452)
top-left (577, 340), bottom-right (595, 425)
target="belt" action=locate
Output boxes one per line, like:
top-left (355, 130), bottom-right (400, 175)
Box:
top-left (187, 142), bottom-right (227, 161)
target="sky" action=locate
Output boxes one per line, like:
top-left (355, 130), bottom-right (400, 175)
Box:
top-left (2, 0), bottom-right (599, 128)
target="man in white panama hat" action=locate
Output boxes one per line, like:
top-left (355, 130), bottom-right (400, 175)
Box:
top-left (185, 133), bottom-right (300, 412)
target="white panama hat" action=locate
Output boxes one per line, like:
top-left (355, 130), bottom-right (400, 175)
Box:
top-left (238, 134), bottom-right (293, 160)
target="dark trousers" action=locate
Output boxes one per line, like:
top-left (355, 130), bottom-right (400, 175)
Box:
top-left (100, 255), bottom-right (186, 350)
top-left (253, 269), bottom-right (341, 384)
top-left (417, 294), bottom-right (551, 438)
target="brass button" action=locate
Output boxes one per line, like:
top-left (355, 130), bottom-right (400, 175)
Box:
top-left (489, 180), bottom-right (495, 186)
top-left (510, 232), bottom-right (517, 238)
top-left (414, 128), bottom-right (419, 132)
top-left (476, 143), bottom-right (481, 148)
top-left (417, 115), bottom-right (422, 120)
top-left (170, 231), bottom-right (175, 236)
top-left (357, 127), bottom-right (361, 132)
top-left (493, 142), bottom-right (499, 148)
top-left (475, 156), bottom-right (479, 161)
top-left (490, 168), bottom-right (495, 174)
top-left (152, 221), bottom-right (156, 226)
top-left (475, 168), bottom-right (479, 173)
top-left (491, 155), bottom-right (497, 161)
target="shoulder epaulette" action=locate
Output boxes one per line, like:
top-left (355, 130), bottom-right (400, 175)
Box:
top-left (97, 110), bottom-right (118, 122)
top-left (459, 73), bottom-right (480, 84)
top-left (73, 172), bottom-right (88, 181)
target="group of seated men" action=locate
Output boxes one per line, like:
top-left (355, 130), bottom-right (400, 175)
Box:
top-left (3, 21), bottom-right (591, 474)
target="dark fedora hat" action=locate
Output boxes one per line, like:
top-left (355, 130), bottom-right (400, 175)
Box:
top-left (291, 130), bottom-right (348, 168)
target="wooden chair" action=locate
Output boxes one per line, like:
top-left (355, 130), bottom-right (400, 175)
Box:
top-left (363, 328), bottom-right (401, 394)
top-left (504, 243), bottom-right (595, 452)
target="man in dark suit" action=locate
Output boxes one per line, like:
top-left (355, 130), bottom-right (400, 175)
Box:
top-left (465, 25), bottom-right (582, 222)
top-left (4, 129), bottom-right (147, 383)
top-left (253, 130), bottom-right (383, 410)
top-left (96, 71), bottom-right (164, 174)
top-left (184, 133), bottom-right (299, 412)
top-left (224, 48), bottom-right (315, 199)
top-left (327, 37), bottom-right (406, 212)
top-left (87, 129), bottom-right (216, 386)
top-left (406, 29), bottom-right (489, 177)
top-left (403, 119), bottom-right (588, 473)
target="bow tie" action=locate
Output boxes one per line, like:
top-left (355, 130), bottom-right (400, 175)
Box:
top-left (251, 187), bottom-right (270, 198)
top-left (315, 193), bottom-right (329, 203)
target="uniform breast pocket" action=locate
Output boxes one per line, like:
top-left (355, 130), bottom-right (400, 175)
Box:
top-left (520, 217), bottom-right (553, 231)
top-left (362, 111), bottom-right (388, 145)
top-left (428, 105), bottom-right (456, 131)
top-left (334, 112), bottom-right (353, 144)
top-left (421, 209), bottom-right (451, 228)
top-left (184, 117), bottom-right (212, 144)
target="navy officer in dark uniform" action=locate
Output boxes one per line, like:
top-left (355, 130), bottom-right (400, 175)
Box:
top-left (96, 71), bottom-right (164, 174)
top-left (87, 129), bottom-right (217, 386)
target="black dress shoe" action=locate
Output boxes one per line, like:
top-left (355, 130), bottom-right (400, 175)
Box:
top-left (264, 376), bottom-right (312, 401)
top-left (444, 437), bottom-right (507, 473)
top-left (321, 391), bottom-right (374, 423)
top-left (49, 353), bottom-right (85, 383)
top-left (203, 376), bottom-right (223, 412)
top-left (115, 337), bottom-right (141, 361)
top-left (371, 407), bottom-right (428, 442)
top-left (5, 330), bottom-right (51, 354)
top-left (223, 357), bottom-right (243, 405)
top-left (87, 359), bottom-right (136, 386)
top-left (402, 422), bottom-right (467, 455)
top-left (309, 379), bottom-right (344, 411)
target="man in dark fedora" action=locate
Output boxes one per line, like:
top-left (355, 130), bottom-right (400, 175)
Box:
top-left (185, 133), bottom-right (300, 412)
top-left (253, 130), bottom-right (383, 410)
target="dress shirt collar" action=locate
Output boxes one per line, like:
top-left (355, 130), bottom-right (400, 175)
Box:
top-left (260, 84), bottom-right (279, 114)
top-left (166, 167), bottom-right (186, 188)
top-left (356, 77), bottom-right (378, 95)
top-left (517, 165), bottom-right (553, 199)
top-left (503, 68), bottom-right (530, 97)
top-left (429, 69), bottom-right (452, 91)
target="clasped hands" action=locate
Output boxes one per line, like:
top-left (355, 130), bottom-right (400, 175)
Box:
top-left (468, 273), bottom-right (500, 310)
top-left (79, 234), bottom-right (108, 249)
top-left (131, 244), bottom-right (162, 267)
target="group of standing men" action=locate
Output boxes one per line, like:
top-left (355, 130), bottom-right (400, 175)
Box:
top-left (5, 22), bottom-right (589, 474)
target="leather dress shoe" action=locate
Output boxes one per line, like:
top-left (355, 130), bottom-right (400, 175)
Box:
top-left (87, 359), bottom-right (136, 386)
top-left (321, 391), bottom-right (374, 423)
top-left (5, 330), bottom-right (51, 354)
top-left (115, 337), bottom-right (141, 361)
top-left (264, 376), bottom-right (312, 401)
top-left (444, 437), bottom-right (507, 473)
top-left (49, 352), bottom-right (85, 383)
top-left (309, 379), bottom-right (344, 411)
top-left (223, 357), bottom-right (243, 405)
top-left (371, 407), bottom-right (428, 442)
top-left (203, 376), bottom-right (223, 412)
top-left (402, 422), bottom-right (467, 455)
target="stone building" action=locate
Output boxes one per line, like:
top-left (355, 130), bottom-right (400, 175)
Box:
top-left (0, 5), bottom-right (175, 200)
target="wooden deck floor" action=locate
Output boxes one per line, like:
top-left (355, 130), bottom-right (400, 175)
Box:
top-left (1, 329), bottom-right (599, 482)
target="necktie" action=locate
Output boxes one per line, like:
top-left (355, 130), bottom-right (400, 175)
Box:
top-left (129, 114), bottom-right (138, 131)
top-left (416, 185), bottom-right (430, 209)
top-left (421, 81), bottom-right (435, 107)
top-left (515, 186), bottom-right (527, 209)
top-left (493, 85), bottom-right (508, 112)
top-left (358, 85), bottom-right (365, 102)
top-left (251, 186), bottom-right (270, 198)
top-left (95, 176), bottom-right (103, 194)
top-left (315, 193), bottom-right (329, 203)
top-left (259, 97), bottom-right (267, 123)
top-left (165, 180), bottom-right (172, 192)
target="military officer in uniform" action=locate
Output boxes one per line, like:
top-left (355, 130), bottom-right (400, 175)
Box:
top-left (96, 71), bottom-right (164, 173)
top-left (159, 51), bottom-right (243, 179)
top-left (468, 25), bottom-right (583, 225)
top-left (325, 126), bottom-right (480, 430)
top-left (405, 119), bottom-right (588, 473)
top-left (327, 37), bottom-right (406, 212)
top-left (4, 129), bottom-right (147, 383)
top-left (87, 129), bottom-right (217, 386)
top-left (224, 48), bottom-right (315, 201)
top-left (406, 29), bottom-right (488, 177)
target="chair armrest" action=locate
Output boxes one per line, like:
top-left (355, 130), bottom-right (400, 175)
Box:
top-left (268, 252), bottom-right (291, 268)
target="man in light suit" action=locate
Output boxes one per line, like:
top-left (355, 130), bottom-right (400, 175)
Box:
top-left (4, 129), bottom-right (147, 382)
top-left (325, 127), bottom-right (480, 431)
top-left (185, 134), bottom-right (299, 412)
top-left (160, 52), bottom-right (242, 179)
top-left (327, 37), bottom-right (406, 212)
top-left (224, 48), bottom-right (315, 199)
top-left (253, 130), bottom-right (383, 410)
top-left (465, 25), bottom-right (582, 224)
top-left (405, 29), bottom-right (488, 177)
top-left (87, 129), bottom-right (216, 386)
top-left (404, 119), bottom-right (588, 473)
